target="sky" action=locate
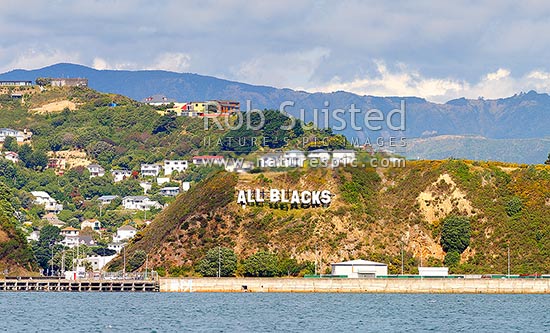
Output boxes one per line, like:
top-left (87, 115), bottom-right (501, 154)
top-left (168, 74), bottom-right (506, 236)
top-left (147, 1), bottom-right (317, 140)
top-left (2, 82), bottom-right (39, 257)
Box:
top-left (2, 0), bottom-right (550, 102)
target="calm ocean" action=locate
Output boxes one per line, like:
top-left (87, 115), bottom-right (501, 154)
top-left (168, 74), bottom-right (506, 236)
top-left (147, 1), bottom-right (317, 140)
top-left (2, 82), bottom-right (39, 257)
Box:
top-left (1, 292), bottom-right (549, 332)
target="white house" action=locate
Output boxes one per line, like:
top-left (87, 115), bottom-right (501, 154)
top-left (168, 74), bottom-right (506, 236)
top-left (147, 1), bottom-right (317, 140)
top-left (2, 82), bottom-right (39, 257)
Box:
top-left (418, 267), bottom-right (449, 277)
top-left (31, 191), bottom-right (63, 214)
top-left (60, 227), bottom-right (80, 248)
top-left (331, 259), bottom-right (388, 278)
top-left (108, 242), bottom-right (125, 254)
top-left (113, 225), bottom-right (137, 243)
top-left (307, 149), bottom-right (331, 164)
top-left (164, 160), bottom-right (188, 175)
top-left (86, 164), bottom-right (105, 178)
top-left (79, 254), bottom-right (116, 271)
top-left (111, 169), bottom-right (132, 182)
top-left (3, 151), bottom-right (19, 163)
top-left (122, 196), bottom-right (162, 211)
top-left (157, 177), bottom-right (170, 185)
top-left (332, 150), bottom-right (357, 166)
top-left (0, 128), bottom-right (32, 143)
top-left (141, 164), bottom-right (161, 177)
top-left (97, 195), bottom-right (118, 205)
top-left (283, 150), bottom-right (306, 167)
top-left (258, 152), bottom-right (283, 168)
top-left (160, 186), bottom-right (180, 196)
top-left (182, 182), bottom-right (190, 192)
top-left (139, 181), bottom-right (152, 194)
top-left (81, 219), bottom-right (101, 231)
top-left (192, 155), bottom-right (224, 166)
top-left (27, 230), bottom-right (40, 242)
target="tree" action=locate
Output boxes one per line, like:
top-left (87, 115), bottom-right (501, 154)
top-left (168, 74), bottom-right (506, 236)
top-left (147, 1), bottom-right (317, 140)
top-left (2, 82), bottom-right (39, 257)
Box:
top-left (545, 153), bottom-right (550, 165)
top-left (444, 251), bottom-right (461, 267)
top-left (196, 247), bottom-right (237, 277)
top-left (440, 216), bottom-right (471, 254)
top-left (2, 136), bottom-right (18, 152)
top-left (32, 225), bottom-right (63, 272)
top-left (128, 250), bottom-right (147, 271)
top-left (243, 251), bottom-right (280, 277)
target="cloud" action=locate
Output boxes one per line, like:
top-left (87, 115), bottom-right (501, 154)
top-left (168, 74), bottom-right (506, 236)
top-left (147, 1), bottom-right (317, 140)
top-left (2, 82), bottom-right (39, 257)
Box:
top-left (231, 47), bottom-right (330, 88)
top-left (1, 48), bottom-right (80, 72)
top-left (149, 53), bottom-right (191, 72)
top-left (307, 61), bottom-right (550, 102)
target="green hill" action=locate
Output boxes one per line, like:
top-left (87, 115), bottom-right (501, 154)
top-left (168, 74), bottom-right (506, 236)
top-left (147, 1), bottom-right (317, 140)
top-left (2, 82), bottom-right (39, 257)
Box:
top-left (110, 160), bottom-right (550, 276)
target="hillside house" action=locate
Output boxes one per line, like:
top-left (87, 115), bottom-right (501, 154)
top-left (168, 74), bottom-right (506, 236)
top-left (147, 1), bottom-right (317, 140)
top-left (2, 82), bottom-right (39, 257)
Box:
top-left (0, 80), bottom-right (32, 86)
top-left (283, 150), bottom-right (306, 167)
top-left (78, 254), bottom-right (116, 271)
top-left (31, 191), bottom-right (63, 214)
top-left (50, 78), bottom-right (88, 87)
top-left (182, 182), bottom-right (190, 191)
top-left (164, 160), bottom-right (188, 175)
top-left (42, 213), bottom-right (66, 228)
top-left (97, 195), bottom-right (118, 205)
top-left (258, 152), bottom-right (284, 168)
top-left (113, 225), bottom-right (137, 243)
top-left (142, 94), bottom-right (175, 105)
top-left (27, 230), bottom-right (40, 242)
top-left (308, 149), bottom-right (331, 164)
top-left (122, 196), bottom-right (162, 211)
top-left (4, 151), bottom-right (19, 163)
top-left (0, 128), bottom-right (32, 143)
top-left (332, 150), bottom-right (357, 166)
top-left (60, 227), bottom-right (80, 248)
top-left (160, 186), bottom-right (180, 196)
top-left (108, 242), bottom-right (125, 254)
top-left (81, 219), bottom-right (101, 231)
top-left (141, 164), bottom-right (161, 177)
top-left (86, 164), bottom-right (105, 178)
top-left (111, 169), bottom-right (132, 182)
top-left (192, 155), bottom-right (225, 166)
top-left (204, 100), bottom-right (240, 115)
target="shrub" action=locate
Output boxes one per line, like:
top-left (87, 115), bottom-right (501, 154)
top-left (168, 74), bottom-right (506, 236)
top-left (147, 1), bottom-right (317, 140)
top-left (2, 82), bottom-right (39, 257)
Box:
top-left (196, 247), bottom-right (237, 277)
top-left (505, 196), bottom-right (523, 217)
top-left (440, 215), bottom-right (471, 254)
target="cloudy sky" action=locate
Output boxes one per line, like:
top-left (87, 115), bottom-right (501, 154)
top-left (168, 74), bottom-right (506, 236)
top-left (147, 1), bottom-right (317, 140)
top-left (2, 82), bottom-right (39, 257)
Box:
top-left (2, 0), bottom-right (550, 102)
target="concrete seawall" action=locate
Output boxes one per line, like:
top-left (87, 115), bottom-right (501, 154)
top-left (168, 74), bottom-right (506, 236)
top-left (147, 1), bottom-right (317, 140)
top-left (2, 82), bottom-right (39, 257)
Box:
top-left (160, 277), bottom-right (550, 293)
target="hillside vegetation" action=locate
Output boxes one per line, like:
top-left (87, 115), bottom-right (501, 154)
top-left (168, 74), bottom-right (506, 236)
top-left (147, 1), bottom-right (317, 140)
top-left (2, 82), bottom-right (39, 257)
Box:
top-left (113, 160), bottom-right (550, 276)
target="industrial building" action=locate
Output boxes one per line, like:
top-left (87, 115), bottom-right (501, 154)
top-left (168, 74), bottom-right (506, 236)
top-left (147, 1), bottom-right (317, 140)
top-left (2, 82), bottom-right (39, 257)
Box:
top-left (331, 259), bottom-right (388, 278)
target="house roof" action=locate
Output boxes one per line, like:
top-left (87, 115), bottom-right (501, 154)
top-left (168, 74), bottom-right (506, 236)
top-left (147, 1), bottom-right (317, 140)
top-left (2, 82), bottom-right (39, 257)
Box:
top-left (98, 195), bottom-right (118, 200)
top-left (31, 191), bottom-right (51, 198)
top-left (123, 195), bottom-right (148, 200)
top-left (61, 226), bottom-right (79, 231)
top-left (111, 169), bottom-right (131, 174)
top-left (331, 259), bottom-right (387, 267)
top-left (161, 187), bottom-right (180, 190)
top-left (193, 155), bottom-right (224, 160)
top-left (87, 163), bottom-right (103, 168)
top-left (118, 225), bottom-right (137, 231)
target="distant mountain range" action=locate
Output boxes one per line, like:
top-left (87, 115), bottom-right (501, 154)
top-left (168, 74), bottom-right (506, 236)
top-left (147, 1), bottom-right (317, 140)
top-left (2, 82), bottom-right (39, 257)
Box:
top-left (1, 63), bottom-right (549, 163)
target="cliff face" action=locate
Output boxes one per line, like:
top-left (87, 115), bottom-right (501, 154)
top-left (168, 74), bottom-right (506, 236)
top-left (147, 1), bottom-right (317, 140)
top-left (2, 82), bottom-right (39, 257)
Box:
top-left (114, 161), bottom-right (550, 275)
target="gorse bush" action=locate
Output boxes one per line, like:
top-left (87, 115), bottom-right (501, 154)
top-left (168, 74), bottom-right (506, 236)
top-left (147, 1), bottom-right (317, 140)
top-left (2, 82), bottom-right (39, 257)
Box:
top-left (440, 215), bottom-right (471, 254)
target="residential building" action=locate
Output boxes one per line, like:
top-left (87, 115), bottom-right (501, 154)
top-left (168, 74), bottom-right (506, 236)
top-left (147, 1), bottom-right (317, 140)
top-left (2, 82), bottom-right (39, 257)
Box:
top-left (108, 242), bottom-right (125, 254)
top-left (258, 152), bottom-right (283, 168)
top-left (0, 80), bottom-right (32, 86)
top-left (79, 254), bottom-right (116, 271)
top-left (97, 195), bottom-right (118, 205)
top-left (164, 160), bottom-right (188, 175)
top-left (78, 235), bottom-right (96, 247)
top-left (0, 128), bottom-right (32, 143)
top-left (122, 196), bottom-right (162, 211)
top-left (111, 169), bottom-right (132, 182)
top-left (87, 164), bottom-right (105, 178)
top-left (157, 177), bottom-right (170, 185)
top-left (204, 100), bottom-right (240, 115)
top-left (27, 230), bottom-right (40, 242)
top-left (47, 157), bottom-right (67, 171)
top-left (142, 94), bottom-right (176, 105)
top-left (192, 155), bottom-right (224, 166)
top-left (60, 227), bottom-right (80, 248)
top-left (190, 101), bottom-right (206, 114)
top-left (31, 191), bottom-right (63, 214)
top-left (50, 78), bottom-right (88, 87)
top-left (42, 213), bottom-right (66, 228)
top-left (81, 219), bottom-right (101, 231)
top-left (141, 164), bottom-right (161, 177)
top-left (182, 182), bottom-right (190, 192)
top-left (139, 181), bottom-right (152, 194)
top-left (113, 225), bottom-right (137, 243)
top-left (332, 150), bottom-right (357, 166)
top-left (283, 150), bottom-right (306, 167)
top-left (331, 259), bottom-right (388, 278)
top-left (164, 103), bottom-right (197, 117)
top-left (4, 151), bottom-right (19, 163)
top-left (160, 186), bottom-right (180, 196)
top-left (307, 149), bottom-right (331, 164)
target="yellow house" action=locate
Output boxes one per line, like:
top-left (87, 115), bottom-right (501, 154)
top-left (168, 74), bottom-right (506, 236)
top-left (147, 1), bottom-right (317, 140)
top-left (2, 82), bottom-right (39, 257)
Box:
top-left (191, 102), bottom-right (206, 114)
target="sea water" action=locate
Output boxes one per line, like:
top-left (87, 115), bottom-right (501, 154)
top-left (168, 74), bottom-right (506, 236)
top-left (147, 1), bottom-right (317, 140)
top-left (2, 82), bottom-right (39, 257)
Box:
top-left (1, 292), bottom-right (549, 332)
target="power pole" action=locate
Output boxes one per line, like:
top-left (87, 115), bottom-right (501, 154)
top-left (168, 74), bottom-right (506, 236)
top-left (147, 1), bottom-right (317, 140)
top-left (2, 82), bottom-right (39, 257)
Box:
top-left (145, 254), bottom-right (149, 280)
top-left (401, 240), bottom-right (404, 276)
top-left (507, 244), bottom-right (511, 277)
top-left (123, 246), bottom-right (126, 279)
top-left (218, 246), bottom-right (221, 278)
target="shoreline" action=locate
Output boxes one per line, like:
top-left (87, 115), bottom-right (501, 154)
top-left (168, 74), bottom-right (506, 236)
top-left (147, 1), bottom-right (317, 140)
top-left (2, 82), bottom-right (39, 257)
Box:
top-left (160, 277), bottom-right (550, 294)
